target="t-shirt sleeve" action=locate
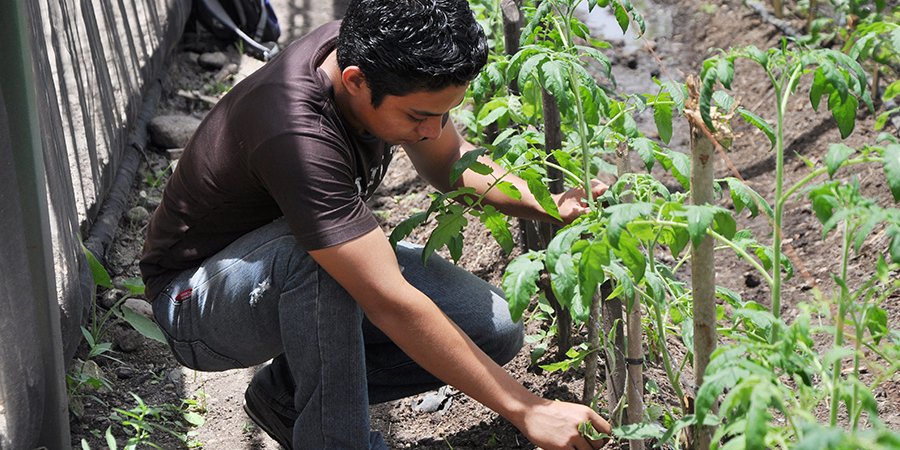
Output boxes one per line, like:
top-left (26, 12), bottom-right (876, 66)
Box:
top-left (249, 132), bottom-right (379, 250)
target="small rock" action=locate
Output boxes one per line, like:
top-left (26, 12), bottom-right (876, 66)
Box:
top-left (123, 298), bottom-right (153, 320)
top-left (891, 114), bottom-right (900, 131)
top-left (148, 115), bottom-right (201, 149)
top-left (126, 206), bottom-right (150, 223)
top-left (100, 288), bottom-right (125, 309)
top-left (213, 62), bottom-right (240, 83)
top-left (184, 51), bottom-right (200, 65)
top-left (139, 191), bottom-right (162, 210)
top-left (80, 360), bottom-right (110, 392)
top-left (114, 328), bottom-right (145, 353)
top-left (167, 368), bottom-right (184, 385)
top-left (198, 51), bottom-right (228, 70)
top-left (744, 272), bottom-right (761, 288)
top-left (116, 366), bottom-right (135, 379)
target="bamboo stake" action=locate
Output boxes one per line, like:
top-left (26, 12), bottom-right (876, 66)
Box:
top-left (615, 144), bottom-right (645, 449)
top-left (583, 287), bottom-right (602, 406)
top-left (773, 0), bottom-right (784, 18)
top-left (601, 282), bottom-right (626, 423)
top-left (686, 75), bottom-right (718, 450)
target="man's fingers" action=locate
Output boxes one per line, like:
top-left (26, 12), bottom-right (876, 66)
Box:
top-left (590, 412), bottom-right (612, 435)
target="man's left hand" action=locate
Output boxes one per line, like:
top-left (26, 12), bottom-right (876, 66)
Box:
top-left (552, 179), bottom-right (610, 225)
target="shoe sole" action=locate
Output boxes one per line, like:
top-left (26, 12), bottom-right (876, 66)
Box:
top-left (244, 386), bottom-right (293, 449)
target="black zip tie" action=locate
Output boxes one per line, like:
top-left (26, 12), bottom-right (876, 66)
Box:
top-left (625, 357), bottom-right (644, 365)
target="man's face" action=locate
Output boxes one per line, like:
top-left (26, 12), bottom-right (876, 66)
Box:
top-left (356, 84), bottom-right (468, 145)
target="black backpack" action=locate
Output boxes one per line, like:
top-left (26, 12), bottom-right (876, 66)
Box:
top-left (193, 0), bottom-right (281, 61)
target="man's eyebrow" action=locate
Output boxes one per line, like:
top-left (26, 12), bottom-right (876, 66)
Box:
top-left (410, 108), bottom-right (445, 117)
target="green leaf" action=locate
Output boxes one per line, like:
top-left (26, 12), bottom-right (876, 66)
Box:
top-left (578, 240), bottom-right (609, 303)
top-left (551, 252), bottom-right (578, 310)
top-left (684, 205), bottom-right (715, 246)
top-left (390, 211), bottom-right (428, 248)
top-left (496, 181), bottom-right (522, 201)
top-left (119, 277), bottom-right (145, 296)
top-left (105, 426), bottom-right (118, 450)
top-left (726, 178), bottom-right (764, 218)
top-left (631, 137), bottom-right (659, 172)
top-left (613, 1), bottom-right (629, 33)
top-left (699, 66), bottom-right (718, 131)
top-left (423, 206), bottom-right (467, 263)
top-left (606, 202), bottom-right (653, 248)
top-left (479, 205), bottom-right (514, 254)
top-left (526, 177), bottom-right (561, 221)
top-left (884, 80), bottom-right (900, 102)
top-left (657, 150), bottom-right (691, 190)
top-left (541, 60), bottom-right (569, 102)
top-left (745, 45), bottom-right (768, 68)
top-left (825, 143), bottom-right (855, 178)
top-left (183, 411), bottom-right (205, 427)
top-left (713, 209), bottom-right (737, 240)
top-left (736, 108), bottom-right (775, 149)
top-left (883, 144), bottom-right (900, 202)
top-left (614, 234), bottom-right (646, 283)
top-left (517, 53), bottom-right (548, 93)
top-left (828, 90), bottom-right (858, 139)
top-left (478, 106), bottom-right (509, 127)
top-left (613, 422), bottom-right (665, 440)
top-left (867, 306), bottom-right (888, 345)
top-left (746, 381), bottom-right (772, 450)
top-left (888, 225), bottom-right (900, 264)
top-left (715, 58), bottom-right (734, 90)
top-left (713, 90), bottom-right (735, 112)
top-left (653, 101), bottom-right (673, 144)
top-left (502, 253), bottom-right (544, 322)
top-left (667, 226), bottom-right (690, 258)
top-left (82, 244), bottom-right (112, 289)
top-left (120, 304), bottom-right (167, 345)
top-left (547, 225), bottom-right (585, 273)
top-left (450, 148), bottom-right (488, 185)
top-left (809, 68), bottom-right (828, 112)
top-left (447, 233), bottom-right (463, 263)
top-left (662, 80), bottom-right (686, 113)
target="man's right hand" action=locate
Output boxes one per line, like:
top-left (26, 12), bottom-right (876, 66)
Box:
top-left (513, 398), bottom-right (611, 450)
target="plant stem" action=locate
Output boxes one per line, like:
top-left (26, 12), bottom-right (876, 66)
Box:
top-left (770, 65), bottom-right (802, 329)
top-left (830, 221), bottom-right (852, 427)
top-left (632, 220), bottom-right (774, 287)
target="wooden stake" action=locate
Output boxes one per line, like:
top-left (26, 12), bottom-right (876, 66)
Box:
top-left (686, 75), bottom-right (717, 450)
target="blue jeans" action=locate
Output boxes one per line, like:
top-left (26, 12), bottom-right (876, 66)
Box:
top-left (152, 218), bottom-right (524, 449)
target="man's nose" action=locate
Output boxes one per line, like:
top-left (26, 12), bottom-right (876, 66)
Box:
top-left (417, 114), bottom-right (446, 141)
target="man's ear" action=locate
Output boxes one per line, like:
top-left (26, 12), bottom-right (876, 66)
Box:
top-left (341, 66), bottom-right (368, 96)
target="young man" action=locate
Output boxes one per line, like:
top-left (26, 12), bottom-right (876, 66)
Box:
top-left (140, 0), bottom-right (611, 448)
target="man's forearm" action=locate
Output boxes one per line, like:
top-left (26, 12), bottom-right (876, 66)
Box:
top-left (362, 281), bottom-right (540, 423)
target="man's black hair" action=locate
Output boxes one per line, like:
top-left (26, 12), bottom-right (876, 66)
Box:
top-left (336, 0), bottom-right (488, 107)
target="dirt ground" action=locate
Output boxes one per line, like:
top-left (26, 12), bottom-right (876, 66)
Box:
top-left (69, 0), bottom-right (899, 448)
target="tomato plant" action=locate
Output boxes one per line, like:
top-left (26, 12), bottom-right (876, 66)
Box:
top-left (394, 1), bottom-right (900, 448)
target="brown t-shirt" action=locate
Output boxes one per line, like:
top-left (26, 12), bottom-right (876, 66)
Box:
top-left (140, 21), bottom-right (393, 300)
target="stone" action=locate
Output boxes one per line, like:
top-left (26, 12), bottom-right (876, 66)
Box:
top-left (198, 51), bottom-right (229, 70)
top-left (100, 288), bottom-right (125, 309)
top-left (148, 114), bottom-right (201, 149)
top-left (167, 368), bottom-right (184, 385)
top-left (116, 366), bottom-right (135, 379)
top-left (126, 206), bottom-right (150, 223)
top-left (123, 298), bottom-right (153, 320)
top-left (114, 328), bottom-right (144, 353)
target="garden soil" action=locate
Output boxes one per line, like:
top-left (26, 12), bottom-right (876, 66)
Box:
top-left (69, 1), bottom-right (899, 448)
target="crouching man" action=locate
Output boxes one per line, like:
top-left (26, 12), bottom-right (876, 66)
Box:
top-left (140, 0), bottom-right (611, 448)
